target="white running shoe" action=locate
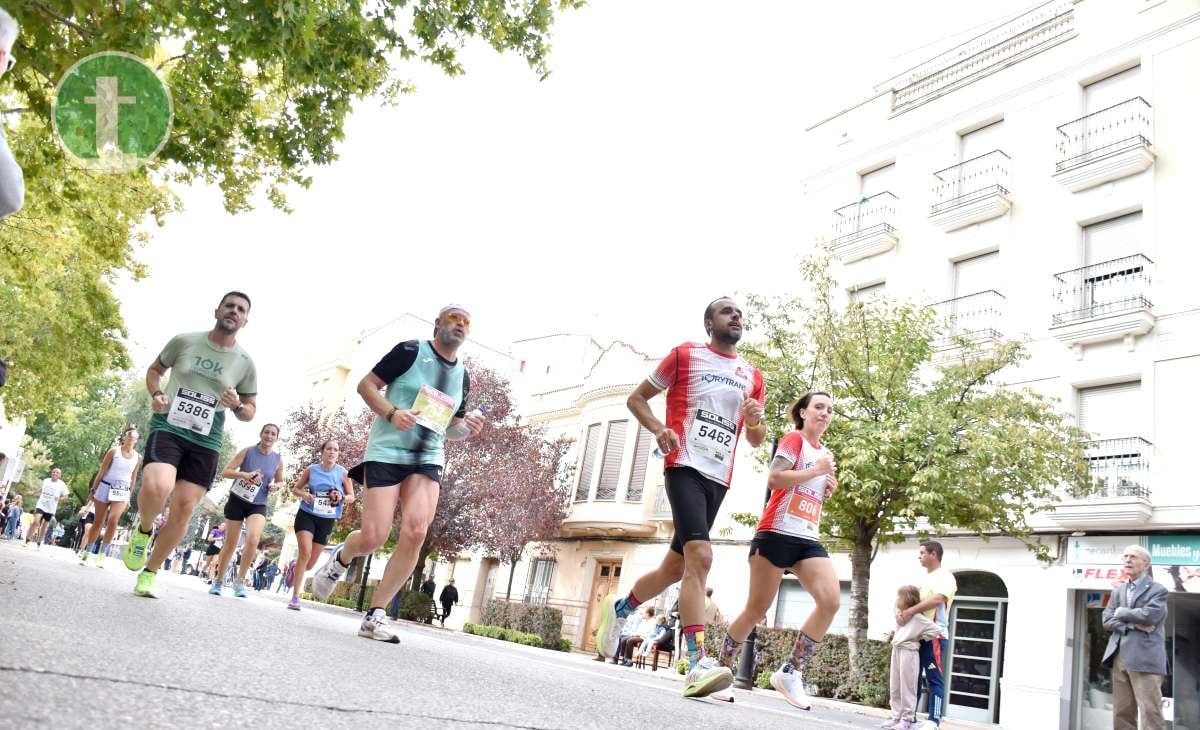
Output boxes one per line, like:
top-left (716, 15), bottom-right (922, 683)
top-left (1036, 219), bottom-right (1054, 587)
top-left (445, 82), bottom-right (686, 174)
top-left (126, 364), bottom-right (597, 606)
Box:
top-left (770, 662), bottom-right (812, 710)
top-left (358, 609), bottom-right (400, 644)
top-left (311, 543), bottom-right (347, 601)
top-left (594, 594), bottom-right (623, 659)
top-left (915, 722), bottom-right (939, 730)
top-left (79, 552), bottom-right (89, 565)
top-left (682, 657), bottom-right (734, 698)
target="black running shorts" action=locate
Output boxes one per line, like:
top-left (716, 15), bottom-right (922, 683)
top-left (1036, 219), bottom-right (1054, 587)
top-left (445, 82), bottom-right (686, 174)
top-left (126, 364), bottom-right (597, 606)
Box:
top-left (223, 494), bottom-right (267, 522)
top-left (293, 509), bottom-right (336, 545)
top-left (749, 531), bottom-right (830, 569)
top-left (348, 461), bottom-right (442, 488)
top-left (144, 430), bottom-right (220, 489)
top-left (666, 466), bottom-right (727, 555)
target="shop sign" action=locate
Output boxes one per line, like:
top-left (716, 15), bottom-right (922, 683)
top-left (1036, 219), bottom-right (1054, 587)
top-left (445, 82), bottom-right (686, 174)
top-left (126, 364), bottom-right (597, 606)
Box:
top-left (1066, 536), bottom-right (1141, 565)
top-left (1148, 535), bottom-right (1200, 565)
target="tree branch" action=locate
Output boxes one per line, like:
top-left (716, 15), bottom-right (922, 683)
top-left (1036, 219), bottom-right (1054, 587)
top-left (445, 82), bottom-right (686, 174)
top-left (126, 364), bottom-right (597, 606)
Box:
top-left (30, 2), bottom-right (98, 38)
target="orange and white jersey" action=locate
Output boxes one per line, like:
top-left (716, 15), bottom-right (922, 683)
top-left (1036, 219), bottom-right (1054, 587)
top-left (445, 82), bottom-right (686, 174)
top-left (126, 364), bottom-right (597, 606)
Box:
top-left (756, 431), bottom-right (831, 541)
top-left (649, 342), bottom-right (765, 487)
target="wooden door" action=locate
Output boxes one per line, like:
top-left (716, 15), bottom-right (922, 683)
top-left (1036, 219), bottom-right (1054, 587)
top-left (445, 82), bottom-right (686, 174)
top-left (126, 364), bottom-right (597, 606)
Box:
top-left (581, 560), bottom-right (623, 652)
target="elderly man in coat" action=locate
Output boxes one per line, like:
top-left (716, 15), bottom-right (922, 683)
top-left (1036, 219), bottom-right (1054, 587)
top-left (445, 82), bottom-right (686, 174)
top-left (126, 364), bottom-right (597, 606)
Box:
top-left (1102, 544), bottom-right (1168, 730)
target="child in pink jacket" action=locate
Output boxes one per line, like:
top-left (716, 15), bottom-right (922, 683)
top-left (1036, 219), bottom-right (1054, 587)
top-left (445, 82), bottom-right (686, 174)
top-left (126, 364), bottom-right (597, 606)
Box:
top-left (883, 585), bottom-right (947, 730)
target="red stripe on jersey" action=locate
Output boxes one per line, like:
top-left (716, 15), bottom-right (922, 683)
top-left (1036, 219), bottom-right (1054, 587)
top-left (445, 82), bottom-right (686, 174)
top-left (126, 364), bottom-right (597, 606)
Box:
top-left (664, 345), bottom-right (692, 469)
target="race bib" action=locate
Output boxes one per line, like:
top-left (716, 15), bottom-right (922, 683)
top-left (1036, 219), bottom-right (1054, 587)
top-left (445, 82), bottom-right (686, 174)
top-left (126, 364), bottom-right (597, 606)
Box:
top-left (686, 409), bottom-right (736, 464)
top-left (410, 384), bottom-right (456, 435)
top-left (106, 481), bottom-right (131, 502)
top-left (781, 485), bottom-right (824, 539)
top-left (166, 387), bottom-right (218, 436)
top-left (310, 494), bottom-right (337, 517)
top-left (230, 478), bottom-right (260, 503)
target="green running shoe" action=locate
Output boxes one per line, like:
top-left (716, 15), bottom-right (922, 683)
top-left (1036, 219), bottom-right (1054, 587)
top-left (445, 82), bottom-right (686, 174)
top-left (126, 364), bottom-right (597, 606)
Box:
top-left (123, 528), bottom-right (152, 571)
top-left (134, 570), bottom-right (158, 598)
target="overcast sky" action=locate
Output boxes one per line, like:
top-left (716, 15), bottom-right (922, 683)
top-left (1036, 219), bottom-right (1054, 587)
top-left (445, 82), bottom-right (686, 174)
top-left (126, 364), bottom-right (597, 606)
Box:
top-left (113, 0), bottom-right (1037, 441)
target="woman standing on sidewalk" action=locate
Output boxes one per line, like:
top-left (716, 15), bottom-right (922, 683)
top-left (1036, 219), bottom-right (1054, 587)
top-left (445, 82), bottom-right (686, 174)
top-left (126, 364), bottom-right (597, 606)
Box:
top-left (80, 426), bottom-right (142, 567)
top-left (717, 391), bottom-right (839, 712)
top-left (287, 439), bottom-right (355, 611)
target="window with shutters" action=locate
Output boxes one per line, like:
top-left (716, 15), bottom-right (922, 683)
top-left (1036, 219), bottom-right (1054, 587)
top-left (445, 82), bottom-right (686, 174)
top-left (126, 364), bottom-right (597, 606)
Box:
top-left (524, 558), bottom-right (556, 605)
top-left (1077, 382), bottom-right (1150, 498)
top-left (1077, 382), bottom-right (1140, 440)
top-left (595, 420), bottom-right (627, 501)
top-left (574, 424), bottom-right (601, 502)
top-left (848, 282), bottom-right (885, 304)
top-left (1080, 213), bottom-right (1148, 319)
top-left (1058, 65), bottom-right (1151, 174)
top-left (625, 425), bottom-right (654, 502)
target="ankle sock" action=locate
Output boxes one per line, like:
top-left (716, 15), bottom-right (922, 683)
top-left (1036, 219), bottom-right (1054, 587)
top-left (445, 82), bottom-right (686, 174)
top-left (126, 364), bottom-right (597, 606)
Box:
top-left (719, 632), bottom-right (743, 669)
top-left (613, 591), bottom-right (641, 619)
top-left (683, 624), bottom-right (705, 667)
top-left (788, 631), bottom-right (820, 673)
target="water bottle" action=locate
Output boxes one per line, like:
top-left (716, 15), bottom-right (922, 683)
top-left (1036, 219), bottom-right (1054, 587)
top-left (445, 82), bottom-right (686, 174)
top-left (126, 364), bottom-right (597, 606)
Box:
top-left (652, 446), bottom-right (666, 459)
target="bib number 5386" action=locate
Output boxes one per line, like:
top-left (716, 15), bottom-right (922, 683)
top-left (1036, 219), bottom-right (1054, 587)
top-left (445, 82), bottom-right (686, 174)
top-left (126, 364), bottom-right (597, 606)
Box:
top-left (166, 388), bottom-right (218, 436)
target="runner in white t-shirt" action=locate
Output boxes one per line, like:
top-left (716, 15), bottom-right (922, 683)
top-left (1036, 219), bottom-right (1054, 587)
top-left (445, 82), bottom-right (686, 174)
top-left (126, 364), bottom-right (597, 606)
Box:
top-left (717, 391), bottom-right (840, 712)
top-left (25, 468), bottom-right (70, 549)
top-left (597, 297), bottom-right (767, 700)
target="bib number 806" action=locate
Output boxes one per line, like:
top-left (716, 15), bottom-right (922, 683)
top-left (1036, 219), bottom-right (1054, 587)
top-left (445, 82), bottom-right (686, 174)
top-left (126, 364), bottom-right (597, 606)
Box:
top-left (697, 424), bottom-right (732, 447)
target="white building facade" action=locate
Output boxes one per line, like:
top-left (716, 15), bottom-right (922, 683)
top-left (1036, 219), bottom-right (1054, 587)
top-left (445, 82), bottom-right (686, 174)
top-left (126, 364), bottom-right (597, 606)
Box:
top-left (800, 1), bottom-right (1200, 727)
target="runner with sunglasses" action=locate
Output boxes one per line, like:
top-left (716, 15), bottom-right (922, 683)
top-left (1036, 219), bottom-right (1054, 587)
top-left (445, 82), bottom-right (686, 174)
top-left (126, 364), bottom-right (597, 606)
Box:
top-left (309, 304), bottom-right (484, 643)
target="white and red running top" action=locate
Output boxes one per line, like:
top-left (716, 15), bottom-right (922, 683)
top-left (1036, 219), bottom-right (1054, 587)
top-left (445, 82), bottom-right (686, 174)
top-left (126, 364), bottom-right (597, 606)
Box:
top-left (648, 342), bottom-right (765, 487)
top-left (756, 430), bottom-right (832, 541)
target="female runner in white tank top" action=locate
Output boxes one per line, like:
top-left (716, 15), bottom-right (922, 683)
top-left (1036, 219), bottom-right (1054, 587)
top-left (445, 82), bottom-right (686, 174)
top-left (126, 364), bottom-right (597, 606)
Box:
top-left (80, 426), bottom-right (142, 567)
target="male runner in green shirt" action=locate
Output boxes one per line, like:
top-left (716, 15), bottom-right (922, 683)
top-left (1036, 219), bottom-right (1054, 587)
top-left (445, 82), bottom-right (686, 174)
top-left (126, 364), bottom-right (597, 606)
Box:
top-left (124, 291), bottom-right (258, 598)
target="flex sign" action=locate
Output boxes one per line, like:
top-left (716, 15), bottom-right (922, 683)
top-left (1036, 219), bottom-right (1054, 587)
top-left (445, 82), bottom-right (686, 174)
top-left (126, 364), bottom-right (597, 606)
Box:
top-left (1148, 536), bottom-right (1200, 566)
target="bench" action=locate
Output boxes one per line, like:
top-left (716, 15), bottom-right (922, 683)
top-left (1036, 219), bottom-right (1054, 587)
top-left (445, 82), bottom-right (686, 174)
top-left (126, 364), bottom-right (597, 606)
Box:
top-left (634, 643), bottom-right (675, 671)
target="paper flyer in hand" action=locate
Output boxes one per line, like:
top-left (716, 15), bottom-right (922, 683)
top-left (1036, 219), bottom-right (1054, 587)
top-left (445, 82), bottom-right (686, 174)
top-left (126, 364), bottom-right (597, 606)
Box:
top-left (411, 384), bottom-right (456, 435)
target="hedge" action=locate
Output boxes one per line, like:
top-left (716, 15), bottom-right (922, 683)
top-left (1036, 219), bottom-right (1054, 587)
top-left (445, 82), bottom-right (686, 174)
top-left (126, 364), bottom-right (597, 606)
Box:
top-left (303, 577), bottom-right (375, 608)
top-left (702, 621), bottom-right (891, 708)
top-left (463, 622), bottom-right (548, 648)
top-left (480, 599), bottom-right (564, 651)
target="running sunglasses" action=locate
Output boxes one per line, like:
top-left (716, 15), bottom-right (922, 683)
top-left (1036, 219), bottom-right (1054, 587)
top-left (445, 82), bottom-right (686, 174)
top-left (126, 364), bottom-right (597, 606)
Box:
top-left (3, 54), bottom-right (13, 73)
top-left (442, 312), bottom-right (470, 330)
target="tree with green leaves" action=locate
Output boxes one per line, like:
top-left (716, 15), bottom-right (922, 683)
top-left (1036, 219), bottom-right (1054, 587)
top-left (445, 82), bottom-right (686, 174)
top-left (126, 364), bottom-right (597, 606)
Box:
top-left (0, 0), bottom-right (581, 418)
top-left (740, 255), bottom-right (1092, 662)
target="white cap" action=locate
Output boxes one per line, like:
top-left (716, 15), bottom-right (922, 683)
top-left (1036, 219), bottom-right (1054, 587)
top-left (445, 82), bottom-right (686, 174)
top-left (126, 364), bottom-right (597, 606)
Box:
top-left (438, 303), bottom-right (470, 319)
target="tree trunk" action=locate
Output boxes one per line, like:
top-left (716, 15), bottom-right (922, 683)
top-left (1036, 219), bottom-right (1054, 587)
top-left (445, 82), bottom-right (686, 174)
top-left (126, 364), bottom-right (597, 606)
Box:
top-left (409, 540), bottom-right (432, 592)
top-left (504, 561), bottom-right (517, 601)
top-left (847, 535), bottom-right (874, 669)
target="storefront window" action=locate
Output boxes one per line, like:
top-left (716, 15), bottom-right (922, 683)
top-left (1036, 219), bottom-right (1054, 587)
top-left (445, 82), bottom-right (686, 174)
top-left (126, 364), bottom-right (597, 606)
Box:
top-left (1075, 591), bottom-right (1200, 729)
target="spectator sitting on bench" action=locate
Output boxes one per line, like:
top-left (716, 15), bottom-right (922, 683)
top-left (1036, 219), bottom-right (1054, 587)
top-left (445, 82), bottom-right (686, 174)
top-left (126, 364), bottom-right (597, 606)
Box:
top-left (615, 605), bottom-right (654, 666)
top-left (637, 615), bottom-right (675, 667)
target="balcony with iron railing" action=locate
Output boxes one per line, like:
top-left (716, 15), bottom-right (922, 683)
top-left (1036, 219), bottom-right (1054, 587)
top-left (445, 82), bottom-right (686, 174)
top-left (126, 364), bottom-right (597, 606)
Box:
top-left (1054, 97), bottom-right (1155, 192)
top-left (651, 483), bottom-right (672, 521)
top-left (882, 0), bottom-right (1076, 115)
top-left (830, 191), bottom-right (899, 264)
top-left (1050, 437), bottom-right (1153, 529)
top-left (929, 151), bottom-right (1011, 231)
top-left (929, 290), bottom-right (1006, 356)
top-left (1049, 254), bottom-right (1155, 352)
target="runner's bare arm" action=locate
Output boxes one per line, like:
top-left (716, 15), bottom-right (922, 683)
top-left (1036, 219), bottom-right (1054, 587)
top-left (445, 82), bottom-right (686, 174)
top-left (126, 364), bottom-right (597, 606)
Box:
top-left (129, 453), bottom-right (143, 491)
top-left (627, 380), bottom-right (678, 452)
top-left (147, 359), bottom-right (169, 412)
top-left (270, 459), bottom-right (285, 491)
top-left (342, 473), bottom-right (356, 504)
top-left (766, 454), bottom-right (836, 491)
top-left (357, 372), bottom-right (419, 431)
top-left (228, 393), bottom-right (256, 422)
top-left (90, 448), bottom-right (116, 493)
top-left (290, 469), bottom-right (314, 503)
top-left (219, 448), bottom-right (250, 481)
top-left (743, 394), bottom-right (766, 448)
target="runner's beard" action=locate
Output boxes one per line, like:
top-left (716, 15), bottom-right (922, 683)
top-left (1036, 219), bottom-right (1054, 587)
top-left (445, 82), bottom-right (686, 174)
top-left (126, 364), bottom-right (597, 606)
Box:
top-left (713, 327), bottom-right (741, 346)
